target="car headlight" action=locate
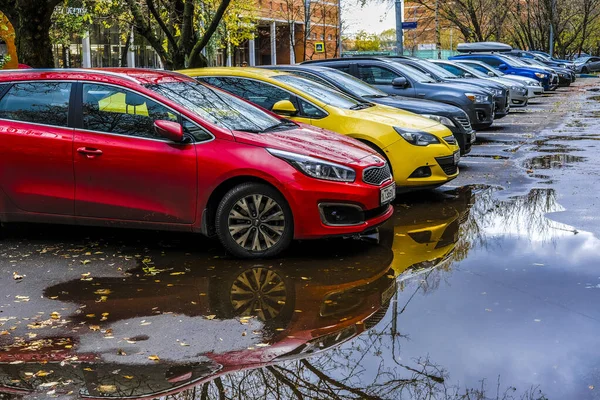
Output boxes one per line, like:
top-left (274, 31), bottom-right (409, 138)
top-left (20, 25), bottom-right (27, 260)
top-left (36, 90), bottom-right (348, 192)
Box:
top-left (394, 127), bottom-right (440, 146)
top-left (465, 92), bottom-right (489, 103)
top-left (486, 87), bottom-right (502, 97)
top-left (535, 72), bottom-right (547, 79)
top-left (267, 148), bottom-right (356, 182)
top-left (420, 114), bottom-right (456, 128)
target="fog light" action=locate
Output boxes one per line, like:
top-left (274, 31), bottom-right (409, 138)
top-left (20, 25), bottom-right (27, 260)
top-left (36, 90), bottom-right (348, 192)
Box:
top-left (319, 204), bottom-right (364, 226)
top-left (409, 166), bottom-right (432, 178)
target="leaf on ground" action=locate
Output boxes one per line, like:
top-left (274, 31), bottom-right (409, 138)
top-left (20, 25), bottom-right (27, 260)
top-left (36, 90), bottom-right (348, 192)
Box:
top-left (148, 355), bottom-right (160, 362)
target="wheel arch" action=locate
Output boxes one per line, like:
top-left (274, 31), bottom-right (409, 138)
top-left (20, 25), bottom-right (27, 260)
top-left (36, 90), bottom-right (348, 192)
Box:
top-left (200, 175), bottom-right (292, 237)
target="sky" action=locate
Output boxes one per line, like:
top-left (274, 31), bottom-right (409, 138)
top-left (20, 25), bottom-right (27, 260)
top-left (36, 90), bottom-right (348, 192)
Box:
top-left (342, 0), bottom-right (398, 35)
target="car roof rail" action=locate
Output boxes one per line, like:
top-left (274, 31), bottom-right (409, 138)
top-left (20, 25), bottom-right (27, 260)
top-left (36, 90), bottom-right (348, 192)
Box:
top-left (0, 68), bottom-right (139, 83)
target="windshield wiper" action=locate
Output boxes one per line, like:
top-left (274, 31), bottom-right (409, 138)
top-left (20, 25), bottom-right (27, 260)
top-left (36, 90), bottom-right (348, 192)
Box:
top-left (261, 119), bottom-right (298, 133)
top-left (363, 94), bottom-right (388, 98)
top-left (349, 103), bottom-right (375, 110)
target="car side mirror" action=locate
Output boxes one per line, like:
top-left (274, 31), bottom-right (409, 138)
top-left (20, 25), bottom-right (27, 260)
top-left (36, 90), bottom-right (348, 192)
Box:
top-left (498, 64), bottom-right (508, 71)
top-left (154, 120), bottom-right (184, 142)
top-left (392, 77), bottom-right (408, 88)
top-left (272, 100), bottom-right (298, 117)
top-left (488, 71), bottom-right (495, 77)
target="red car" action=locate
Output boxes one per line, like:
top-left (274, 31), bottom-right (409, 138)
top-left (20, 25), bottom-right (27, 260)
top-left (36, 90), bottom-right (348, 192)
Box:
top-left (0, 68), bottom-right (395, 258)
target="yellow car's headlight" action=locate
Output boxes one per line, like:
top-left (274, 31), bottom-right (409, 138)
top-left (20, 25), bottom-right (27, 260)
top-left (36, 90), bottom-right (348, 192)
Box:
top-left (394, 127), bottom-right (440, 146)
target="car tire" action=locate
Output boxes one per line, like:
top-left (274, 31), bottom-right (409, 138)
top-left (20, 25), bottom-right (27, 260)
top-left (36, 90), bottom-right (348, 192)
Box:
top-left (215, 183), bottom-right (294, 258)
top-left (582, 67), bottom-right (589, 74)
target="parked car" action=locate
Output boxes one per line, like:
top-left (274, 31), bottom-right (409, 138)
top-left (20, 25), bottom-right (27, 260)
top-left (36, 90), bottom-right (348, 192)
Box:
top-left (509, 49), bottom-right (576, 71)
top-left (454, 59), bottom-right (543, 97)
top-left (385, 57), bottom-right (511, 119)
top-left (301, 57), bottom-right (496, 130)
top-left (449, 53), bottom-right (558, 91)
top-left (0, 68), bottom-right (396, 258)
top-left (430, 59), bottom-right (529, 107)
top-left (573, 56), bottom-right (600, 73)
top-left (261, 64), bottom-right (475, 155)
top-left (516, 57), bottom-right (574, 86)
top-left (183, 67), bottom-right (461, 191)
top-left (529, 50), bottom-right (573, 66)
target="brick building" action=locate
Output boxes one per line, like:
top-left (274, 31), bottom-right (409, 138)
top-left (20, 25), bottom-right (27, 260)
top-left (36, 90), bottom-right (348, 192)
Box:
top-left (59, 0), bottom-right (341, 68)
top-left (403, 1), bottom-right (458, 54)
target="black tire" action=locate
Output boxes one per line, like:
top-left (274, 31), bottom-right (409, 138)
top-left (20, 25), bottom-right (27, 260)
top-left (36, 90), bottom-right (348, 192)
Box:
top-left (215, 183), bottom-right (294, 258)
top-left (582, 67), bottom-right (589, 74)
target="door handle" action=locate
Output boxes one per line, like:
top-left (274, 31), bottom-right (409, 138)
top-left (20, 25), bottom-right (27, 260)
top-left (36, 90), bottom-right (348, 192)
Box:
top-left (77, 147), bottom-right (103, 158)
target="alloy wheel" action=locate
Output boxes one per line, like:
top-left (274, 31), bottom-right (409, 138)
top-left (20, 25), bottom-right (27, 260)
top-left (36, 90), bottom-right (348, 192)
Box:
top-left (227, 194), bottom-right (285, 252)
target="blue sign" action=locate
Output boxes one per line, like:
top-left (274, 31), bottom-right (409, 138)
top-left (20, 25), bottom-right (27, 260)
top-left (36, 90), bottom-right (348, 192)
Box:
top-left (402, 21), bottom-right (418, 29)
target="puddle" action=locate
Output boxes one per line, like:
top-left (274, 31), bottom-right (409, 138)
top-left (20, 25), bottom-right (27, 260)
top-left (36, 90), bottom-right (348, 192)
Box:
top-left (588, 95), bottom-right (600, 101)
top-left (523, 154), bottom-right (586, 169)
top-left (465, 154), bottom-right (510, 160)
top-left (2, 186), bottom-right (600, 399)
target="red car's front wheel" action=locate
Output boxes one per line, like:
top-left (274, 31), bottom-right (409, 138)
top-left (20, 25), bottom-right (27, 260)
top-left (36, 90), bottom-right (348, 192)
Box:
top-left (216, 183), bottom-right (294, 258)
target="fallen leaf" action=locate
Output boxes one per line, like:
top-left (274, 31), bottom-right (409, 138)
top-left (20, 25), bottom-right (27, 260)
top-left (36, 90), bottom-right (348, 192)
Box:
top-left (13, 272), bottom-right (24, 280)
top-left (81, 260), bottom-right (91, 265)
top-left (205, 315), bottom-right (216, 320)
top-left (148, 355), bottom-right (160, 362)
top-left (97, 385), bottom-right (117, 393)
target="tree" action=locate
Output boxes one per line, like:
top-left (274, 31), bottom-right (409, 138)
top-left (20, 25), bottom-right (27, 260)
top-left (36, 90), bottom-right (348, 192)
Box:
top-left (124, 0), bottom-right (233, 69)
top-left (0, 0), bottom-right (64, 67)
top-left (0, 10), bottom-right (17, 69)
top-left (50, 0), bottom-right (91, 67)
top-left (379, 28), bottom-right (396, 51)
top-left (353, 30), bottom-right (380, 51)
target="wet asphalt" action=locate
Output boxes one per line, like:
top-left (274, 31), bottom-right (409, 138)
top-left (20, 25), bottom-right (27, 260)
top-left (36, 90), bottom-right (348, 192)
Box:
top-left (2, 79), bottom-right (600, 399)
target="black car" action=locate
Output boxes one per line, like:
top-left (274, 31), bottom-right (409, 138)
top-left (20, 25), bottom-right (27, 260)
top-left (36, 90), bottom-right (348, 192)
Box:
top-left (387, 57), bottom-right (511, 119)
top-left (261, 65), bottom-right (475, 155)
top-left (516, 57), bottom-right (575, 86)
top-left (302, 57), bottom-right (496, 130)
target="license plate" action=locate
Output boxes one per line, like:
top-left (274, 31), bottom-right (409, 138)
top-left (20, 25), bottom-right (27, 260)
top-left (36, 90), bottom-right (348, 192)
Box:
top-left (453, 151), bottom-right (460, 164)
top-left (380, 183), bottom-right (396, 205)
top-left (470, 131), bottom-right (476, 143)
top-left (381, 281), bottom-right (396, 305)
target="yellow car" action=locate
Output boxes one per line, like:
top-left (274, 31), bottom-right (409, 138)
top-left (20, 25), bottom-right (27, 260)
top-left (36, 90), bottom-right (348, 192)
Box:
top-left (180, 67), bottom-right (460, 191)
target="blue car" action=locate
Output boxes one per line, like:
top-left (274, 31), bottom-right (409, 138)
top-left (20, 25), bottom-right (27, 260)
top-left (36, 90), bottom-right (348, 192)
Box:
top-left (449, 53), bottom-right (557, 91)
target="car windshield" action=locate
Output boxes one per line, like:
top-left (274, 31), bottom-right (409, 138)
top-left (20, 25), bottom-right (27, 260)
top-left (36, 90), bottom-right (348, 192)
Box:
top-left (463, 61), bottom-right (504, 76)
top-left (147, 81), bottom-right (281, 133)
top-left (273, 75), bottom-right (364, 109)
top-left (318, 68), bottom-right (388, 98)
top-left (498, 55), bottom-right (528, 67)
top-left (421, 61), bottom-right (460, 79)
top-left (449, 62), bottom-right (489, 79)
top-left (392, 62), bottom-right (437, 83)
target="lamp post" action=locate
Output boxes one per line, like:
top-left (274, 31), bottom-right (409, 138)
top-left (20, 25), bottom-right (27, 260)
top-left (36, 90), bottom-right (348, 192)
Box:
top-left (549, 0), bottom-right (556, 56)
top-left (395, 0), bottom-right (403, 55)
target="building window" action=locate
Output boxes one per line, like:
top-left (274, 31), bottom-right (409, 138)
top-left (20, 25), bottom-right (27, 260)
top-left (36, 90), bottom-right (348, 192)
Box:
top-left (328, 34), bottom-right (332, 41)
top-left (320, 34), bottom-right (324, 40)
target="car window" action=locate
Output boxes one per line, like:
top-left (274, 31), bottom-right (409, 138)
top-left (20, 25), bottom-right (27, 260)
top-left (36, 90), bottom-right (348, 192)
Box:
top-left (182, 118), bottom-right (212, 142)
top-left (289, 71), bottom-right (337, 90)
top-left (439, 63), bottom-right (466, 77)
top-left (319, 68), bottom-right (388, 97)
top-left (82, 83), bottom-right (178, 140)
top-left (0, 82), bottom-right (71, 127)
top-left (203, 77), bottom-right (295, 111)
top-left (358, 65), bottom-right (399, 85)
top-left (327, 64), bottom-right (352, 74)
top-left (274, 75), bottom-right (361, 109)
top-left (476, 57), bottom-right (502, 67)
top-left (297, 98), bottom-right (327, 118)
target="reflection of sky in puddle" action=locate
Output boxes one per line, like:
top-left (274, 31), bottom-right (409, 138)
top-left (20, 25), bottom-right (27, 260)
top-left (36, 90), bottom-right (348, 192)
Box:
top-left (328, 187), bottom-right (600, 399)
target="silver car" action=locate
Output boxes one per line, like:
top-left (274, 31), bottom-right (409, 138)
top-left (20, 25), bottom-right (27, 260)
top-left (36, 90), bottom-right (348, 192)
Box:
top-left (455, 60), bottom-right (543, 98)
top-left (432, 60), bottom-right (530, 107)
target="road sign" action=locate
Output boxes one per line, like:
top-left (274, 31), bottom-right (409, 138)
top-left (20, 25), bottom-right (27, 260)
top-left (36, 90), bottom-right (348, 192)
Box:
top-left (402, 21), bottom-right (418, 30)
top-left (315, 42), bottom-right (325, 53)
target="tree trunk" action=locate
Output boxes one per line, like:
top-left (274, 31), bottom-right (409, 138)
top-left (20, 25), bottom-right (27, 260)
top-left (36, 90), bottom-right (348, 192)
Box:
top-left (120, 32), bottom-right (131, 67)
top-left (10, 0), bottom-right (62, 67)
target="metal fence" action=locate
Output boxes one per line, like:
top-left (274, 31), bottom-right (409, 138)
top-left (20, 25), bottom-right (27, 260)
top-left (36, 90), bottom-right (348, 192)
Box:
top-left (341, 49), bottom-right (458, 60)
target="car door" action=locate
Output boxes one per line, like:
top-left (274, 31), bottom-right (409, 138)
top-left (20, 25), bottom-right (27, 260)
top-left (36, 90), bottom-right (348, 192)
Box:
top-left (0, 81), bottom-right (75, 215)
top-left (357, 64), bottom-right (416, 97)
top-left (72, 83), bottom-right (198, 224)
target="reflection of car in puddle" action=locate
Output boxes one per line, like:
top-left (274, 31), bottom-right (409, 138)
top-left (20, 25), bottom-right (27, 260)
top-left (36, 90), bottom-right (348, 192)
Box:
top-left (380, 187), bottom-right (473, 280)
top-left (0, 240), bottom-right (395, 399)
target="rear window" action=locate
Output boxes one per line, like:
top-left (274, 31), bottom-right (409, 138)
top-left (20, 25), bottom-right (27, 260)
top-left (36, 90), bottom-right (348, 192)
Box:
top-left (0, 82), bottom-right (71, 127)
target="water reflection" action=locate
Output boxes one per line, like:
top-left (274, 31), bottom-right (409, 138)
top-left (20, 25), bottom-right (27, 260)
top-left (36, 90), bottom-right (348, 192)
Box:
top-left (3, 185), bottom-right (596, 399)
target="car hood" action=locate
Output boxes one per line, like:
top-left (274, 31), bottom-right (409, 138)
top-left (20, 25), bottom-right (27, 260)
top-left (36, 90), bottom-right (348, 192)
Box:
top-left (453, 78), bottom-right (506, 89)
top-left (232, 124), bottom-right (381, 167)
top-left (336, 104), bottom-right (441, 131)
top-left (369, 95), bottom-right (465, 116)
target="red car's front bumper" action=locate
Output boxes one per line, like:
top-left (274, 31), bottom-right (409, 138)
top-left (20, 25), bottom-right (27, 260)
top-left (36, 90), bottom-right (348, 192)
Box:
top-left (280, 174), bottom-right (394, 240)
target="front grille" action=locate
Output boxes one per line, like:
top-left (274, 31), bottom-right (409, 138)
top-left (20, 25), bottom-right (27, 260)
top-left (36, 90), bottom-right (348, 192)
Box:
top-left (454, 115), bottom-right (473, 132)
top-left (363, 164), bottom-right (392, 185)
top-left (436, 154), bottom-right (458, 176)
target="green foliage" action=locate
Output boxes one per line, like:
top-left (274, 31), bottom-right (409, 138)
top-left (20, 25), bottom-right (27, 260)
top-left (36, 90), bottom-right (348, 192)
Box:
top-left (49, 0), bottom-right (91, 46)
top-left (354, 30), bottom-right (381, 51)
top-left (0, 54), bottom-right (10, 68)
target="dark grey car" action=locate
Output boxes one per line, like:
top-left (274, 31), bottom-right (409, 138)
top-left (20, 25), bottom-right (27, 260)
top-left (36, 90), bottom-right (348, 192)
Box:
top-left (573, 56), bottom-right (600, 73)
top-left (261, 64), bottom-right (475, 155)
top-left (302, 57), bottom-right (496, 130)
top-left (389, 58), bottom-right (510, 119)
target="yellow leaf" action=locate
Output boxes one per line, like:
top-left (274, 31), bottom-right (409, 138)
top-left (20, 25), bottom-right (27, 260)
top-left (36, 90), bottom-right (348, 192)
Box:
top-left (148, 355), bottom-right (160, 362)
top-left (205, 315), bottom-right (216, 320)
top-left (98, 385), bottom-right (117, 393)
